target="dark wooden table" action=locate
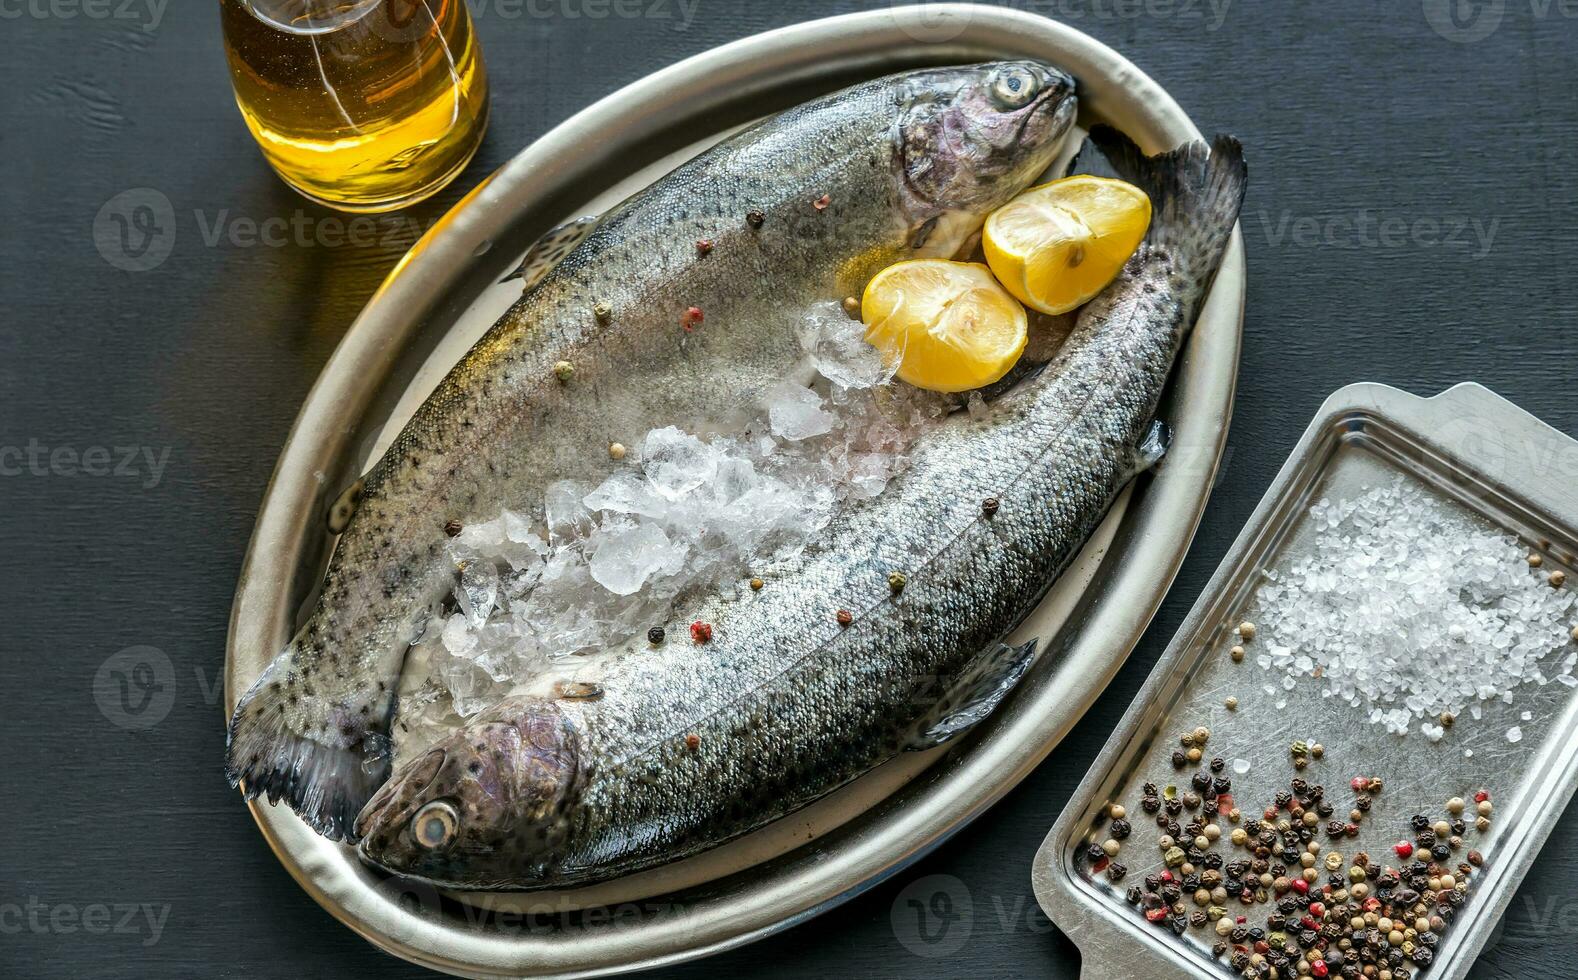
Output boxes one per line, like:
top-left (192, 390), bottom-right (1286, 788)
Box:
top-left (4, 1), bottom-right (1576, 976)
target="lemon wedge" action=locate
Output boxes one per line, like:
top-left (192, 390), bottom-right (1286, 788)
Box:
top-left (983, 175), bottom-right (1152, 315)
top-left (861, 260), bottom-right (1028, 393)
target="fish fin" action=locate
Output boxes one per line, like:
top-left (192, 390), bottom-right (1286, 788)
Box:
top-left (905, 638), bottom-right (1039, 751)
top-left (1087, 125), bottom-right (1247, 286)
top-left (501, 215), bottom-right (599, 291)
top-left (326, 478), bottom-right (364, 534)
top-left (1122, 419), bottom-right (1171, 481)
top-left (224, 645), bottom-right (394, 842)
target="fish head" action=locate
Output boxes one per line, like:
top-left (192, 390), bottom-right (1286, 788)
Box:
top-left (897, 61), bottom-right (1077, 249)
top-left (354, 699), bottom-right (580, 887)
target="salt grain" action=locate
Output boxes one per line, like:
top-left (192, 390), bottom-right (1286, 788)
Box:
top-left (1249, 477), bottom-right (1577, 735)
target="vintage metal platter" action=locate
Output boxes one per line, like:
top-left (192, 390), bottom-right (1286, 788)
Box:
top-left (1034, 382), bottom-right (1578, 979)
top-left (225, 5), bottom-right (1245, 976)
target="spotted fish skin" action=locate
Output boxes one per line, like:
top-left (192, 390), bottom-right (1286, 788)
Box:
top-left (226, 63), bottom-right (1078, 841)
top-left (354, 128), bottom-right (1248, 889)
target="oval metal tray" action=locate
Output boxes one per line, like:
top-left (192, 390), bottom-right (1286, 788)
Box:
top-left (224, 5), bottom-right (1246, 976)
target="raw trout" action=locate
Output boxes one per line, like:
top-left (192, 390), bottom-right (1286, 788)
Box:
top-left (353, 127), bottom-right (1248, 888)
top-left (227, 63), bottom-right (1079, 840)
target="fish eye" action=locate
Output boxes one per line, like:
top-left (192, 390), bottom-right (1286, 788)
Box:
top-left (990, 68), bottom-right (1039, 110)
top-left (412, 800), bottom-right (459, 850)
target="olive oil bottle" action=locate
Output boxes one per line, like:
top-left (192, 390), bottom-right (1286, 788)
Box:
top-left (221, 0), bottom-right (489, 212)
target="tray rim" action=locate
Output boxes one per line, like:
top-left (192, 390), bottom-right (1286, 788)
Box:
top-left (224, 5), bottom-right (1247, 977)
top-left (1032, 381), bottom-right (1578, 980)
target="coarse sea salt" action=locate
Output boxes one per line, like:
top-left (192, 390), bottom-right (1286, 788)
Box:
top-left (404, 304), bottom-right (957, 717)
top-left (1249, 477), bottom-right (1578, 736)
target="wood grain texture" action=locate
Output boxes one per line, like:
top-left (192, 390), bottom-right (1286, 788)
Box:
top-left (1, 1), bottom-right (1574, 977)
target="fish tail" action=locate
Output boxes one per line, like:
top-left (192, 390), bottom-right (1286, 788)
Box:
top-left (1087, 125), bottom-right (1247, 286)
top-left (224, 642), bottom-right (393, 842)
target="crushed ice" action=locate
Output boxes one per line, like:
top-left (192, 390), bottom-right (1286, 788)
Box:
top-left (407, 302), bottom-right (959, 716)
top-left (1248, 477), bottom-right (1578, 736)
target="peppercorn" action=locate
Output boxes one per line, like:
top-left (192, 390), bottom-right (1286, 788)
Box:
top-left (553, 360), bottom-right (575, 382)
top-left (1171, 750), bottom-right (1188, 769)
top-left (746, 210), bottom-right (765, 228)
top-left (443, 519), bottom-right (463, 537)
top-left (681, 306), bottom-right (704, 330)
top-left (1108, 862), bottom-right (1128, 882)
top-left (647, 626), bottom-right (665, 644)
top-left (982, 496), bottom-right (1000, 517)
top-left (592, 301), bottom-right (613, 323)
top-left (887, 571), bottom-right (907, 594)
top-left (695, 238), bottom-right (714, 254)
top-left (608, 442), bottom-right (627, 461)
top-left (1230, 645), bottom-right (1245, 663)
top-left (1239, 621), bottom-right (1257, 640)
top-left (836, 609), bottom-right (853, 627)
top-left (750, 577), bottom-right (764, 591)
top-left (690, 621), bottom-right (712, 644)
top-left (1226, 696), bottom-right (1239, 709)
top-left (1552, 570), bottom-right (1567, 588)
top-left (1085, 842), bottom-right (1107, 862)
top-left (842, 296), bottom-right (861, 318)
top-left (1142, 794), bottom-right (1162, 813)
top-left (1111, 819), bottom-right (1132, 840)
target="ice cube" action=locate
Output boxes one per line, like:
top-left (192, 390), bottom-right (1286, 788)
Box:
top-left (589, 521), bottom-right (686, 596)
top-left (765, 380), bottom-right (835, 441)
top-left (544, 480), bottom-right (592, 543)
top-left (642, 426), bottom-right (718, 499)
top-left (801, 303), bottom-right (896, 389)
top-left (456, 560), bottom-right (500, 628)
top-left (584, 471), bottom-right (667, 517)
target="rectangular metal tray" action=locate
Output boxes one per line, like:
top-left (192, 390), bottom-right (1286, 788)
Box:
top-left (1033, 382), bottom-right (1578, 980)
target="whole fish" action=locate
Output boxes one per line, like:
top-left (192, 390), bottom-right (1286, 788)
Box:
top-left (227, 62), bottom-right (1079, 840)
top-left (353, 127), bottom-right (1248, 888)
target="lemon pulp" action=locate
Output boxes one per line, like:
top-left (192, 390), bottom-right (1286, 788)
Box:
top-left (861, 260), bottom-right (1029, 394)
top-left (983, 175), bottom-right (1152, 315)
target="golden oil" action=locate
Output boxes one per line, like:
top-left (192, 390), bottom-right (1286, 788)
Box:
top-left (221, 0), bottom-right (489, 212)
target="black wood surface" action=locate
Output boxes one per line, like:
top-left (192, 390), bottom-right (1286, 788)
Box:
top-left (3, 1), bottom-right (1576, 977)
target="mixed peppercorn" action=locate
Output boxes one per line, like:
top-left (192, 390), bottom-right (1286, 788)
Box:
top-left (1086, 727), bottom-right (1494, 979)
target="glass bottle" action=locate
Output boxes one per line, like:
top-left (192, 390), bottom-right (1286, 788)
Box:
top-left (221, 0), bottom-right (490, 212)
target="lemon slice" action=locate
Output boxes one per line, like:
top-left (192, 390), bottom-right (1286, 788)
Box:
top-left (983, 175), bottom-right (1152, 315)
top-left (861, 260), bottom-right (1028, 393)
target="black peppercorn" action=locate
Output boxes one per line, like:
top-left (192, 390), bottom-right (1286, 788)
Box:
top-left (1141, 794), bottom-right (1161, 814)
top-left (647, 626), bottom-right (666, 644)
top-left (1110, 818), bottom-right (1132, 840)
top-left (1107, 863), bottom-right (1128, 882)
top-left (1086, 843), bottom-right (1106, 862)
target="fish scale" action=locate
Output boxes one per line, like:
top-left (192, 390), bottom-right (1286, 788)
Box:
top-left (228, 62), bottom-right (1079, 841)
top-left (353, 127), bottom-right (1247, 889)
